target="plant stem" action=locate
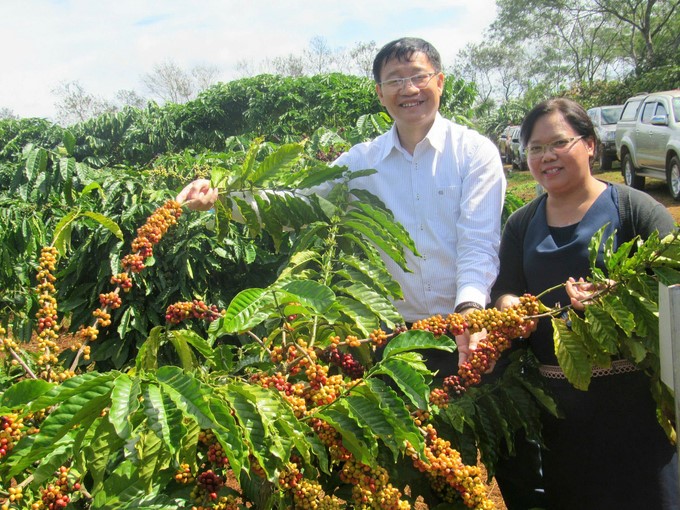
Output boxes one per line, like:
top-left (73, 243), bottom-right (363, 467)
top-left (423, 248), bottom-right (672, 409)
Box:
top-left (8, 347), bottom-right (38, 379)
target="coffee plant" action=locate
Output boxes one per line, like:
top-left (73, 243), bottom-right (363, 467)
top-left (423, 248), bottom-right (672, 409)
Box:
top-left (1, 138), bottom-right (679, 509)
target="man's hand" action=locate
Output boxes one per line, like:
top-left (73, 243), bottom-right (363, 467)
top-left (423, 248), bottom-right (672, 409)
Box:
top-left (176, 179), bottom-right (219, 211)
top-left (454, 306), bottom-right (487, 367)
top-left (455, 328), bottom-right (485, 367)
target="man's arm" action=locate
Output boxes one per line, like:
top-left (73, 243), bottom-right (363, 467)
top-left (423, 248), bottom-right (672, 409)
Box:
top-left (454, 135), bottom-right (506, 310)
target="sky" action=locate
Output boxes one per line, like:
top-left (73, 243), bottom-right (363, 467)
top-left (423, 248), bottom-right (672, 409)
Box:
top-left (0, 0), bottom-right (498, 121)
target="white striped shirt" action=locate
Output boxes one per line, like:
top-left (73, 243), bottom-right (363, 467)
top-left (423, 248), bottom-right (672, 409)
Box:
top-left (331, 113), bottom-right (506, 322)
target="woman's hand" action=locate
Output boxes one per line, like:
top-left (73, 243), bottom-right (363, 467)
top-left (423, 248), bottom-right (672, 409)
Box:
top-left (565, 277), bottom-right (613, 310)
top-left (176, 179), bottom-right (219, 211)
top-left (495, 293), bottom-right (537, 338)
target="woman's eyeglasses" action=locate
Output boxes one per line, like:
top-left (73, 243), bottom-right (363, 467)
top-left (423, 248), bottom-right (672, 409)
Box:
top-left (526, 136), bottom-right (585, 159)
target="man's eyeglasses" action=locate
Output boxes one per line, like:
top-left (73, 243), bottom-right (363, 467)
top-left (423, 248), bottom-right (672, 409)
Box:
top-left (379, 72), bottom-right (437, 91)
top-left (526, 136), bottom-right (585, 159)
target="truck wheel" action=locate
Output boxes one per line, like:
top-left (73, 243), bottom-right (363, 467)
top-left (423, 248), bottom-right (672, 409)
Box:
top-left (622, 153), bottom-right (645, 189)
top-left (668, 155), bottom-right (680, 201)
top-left (599, 145), bottom-right (613, 170)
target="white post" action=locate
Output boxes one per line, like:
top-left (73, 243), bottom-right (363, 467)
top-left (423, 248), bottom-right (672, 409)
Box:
top-left (659, 282), bottom-right (680, 487)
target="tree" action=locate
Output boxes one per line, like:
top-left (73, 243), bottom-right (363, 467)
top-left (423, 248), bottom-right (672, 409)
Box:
top-left (269, 54), bottom-right (306, 77)
top-left (52, 81), bottom-right (117, 126)
top-left (484, 0), bottom-right (680, 95)
top-left (141, 60), bottom-right (220, 104)
top-left (592, 0), bottom-right (680, 71)
top-left (235, 38), bottom-right (380, 79)
top-left (0, 107), bottom-right (17, 120)
top-left (348, 41), bottom-right (378, 78)
top-left (115, 89), bottom-right (148, 110)
top-left (489, 0), bottom-right (629, 86)
top-left (454, 41), bottom-right (528, 103)
top-left (192, 64), bottom-right (221, 90)
top-left (142, 60), bottom-right (194, 103)
top-left (303, 35), bottom-right (336, 74)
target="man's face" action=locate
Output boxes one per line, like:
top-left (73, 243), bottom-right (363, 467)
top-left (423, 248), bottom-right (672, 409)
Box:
top-left (375, 52), bottom-right (444, 130)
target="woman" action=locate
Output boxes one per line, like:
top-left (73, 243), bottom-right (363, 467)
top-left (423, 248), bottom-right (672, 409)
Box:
top-left (491, 98), bottom-right (678, 509)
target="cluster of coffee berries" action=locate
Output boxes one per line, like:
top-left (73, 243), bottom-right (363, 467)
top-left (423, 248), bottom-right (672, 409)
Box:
top-left (304, 363), bottom-right (328, 391)
top-left (92, 308), bottom-right (111, 328)
top-left (174, 463), bottom-right (195, 484)
top-left (289, 477), bottom-right (343, 509)
top-left (110, 272), bottom-right (133, 292)
top-left (198, 430), bottom-right (231, 468)
top-left (467, 295), bottom-right (539, 336)
top-left (310, 418), bottom-right (352, 462)
top-left (319, 346), bottom-right (365, 379)
top-left (412, 295), bottom-right (542, 397)
top-left (409, 425), bottom-right (493, 509)
top-left (190, 495), bottom-right (240, 510)
top-left (256, 372), bottom-right (293, 395)
top-left (340, 457), bottom-right (389, 492)
top-left (98, 291), bottom-right (122, 309)
top-left (165, 300), bottom-right (223, 325)
top-left (306, 373), bottom-right (346, 407)
top-left (0, 414), bottom-right (22, 458)
top-left (248, 455), bottom-right (266, 479)
top-left (191, 469), bottom-right (225, 504)
top-left (76, 325), bottom-right (99, 343)
top-left (1, 486), bottom-right (23, 510)
top-left (411, 314), bottom-right (451, 336)
top-left (278, 462), bottom-right (304, 490)
top-left (36, 466), bottom-right (80, 510)
top-left (269, 343), bottom-right (294, 364)
top-left (339, 457), bottom-right (410, 509)
top-left (121, 200), bottom-right (182, 273)
top-left (369, 328), bottom-right (389, 347)
top-left (0, 325), bottom-right (18, 352)
top-left (429, 387), bottom-right (450, 408)
top-left (35, 247), bottom-right (60, 366)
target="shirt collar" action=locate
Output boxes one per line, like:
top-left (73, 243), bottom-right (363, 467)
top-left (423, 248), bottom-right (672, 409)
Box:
top-left (380, 113), bottom-right (447, 161)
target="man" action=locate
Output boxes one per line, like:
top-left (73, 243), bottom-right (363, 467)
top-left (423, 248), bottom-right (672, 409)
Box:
top-left (177, 37), bottom-right (506, 370)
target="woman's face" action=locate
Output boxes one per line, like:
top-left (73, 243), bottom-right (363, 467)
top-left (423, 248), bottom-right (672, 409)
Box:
top-left (526, 111), bottom-right (595, 195)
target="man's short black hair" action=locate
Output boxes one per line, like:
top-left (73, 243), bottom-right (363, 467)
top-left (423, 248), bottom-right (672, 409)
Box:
top-left (372, 37), bottom-right (442, 82)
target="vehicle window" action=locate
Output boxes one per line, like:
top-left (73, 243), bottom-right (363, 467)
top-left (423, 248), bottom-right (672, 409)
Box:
top-left (587, 110), bottom-right (598, 124)
top-left (620, 99), bottom-right (642, 121)
top-left (674, 98), bottom-right (680, 122)
top-left (601, 107), bottom-right (622, 124)
top-left (655, 103), bottom-right (667, 117)
top-left (641, 102), bottom-right (656, 124)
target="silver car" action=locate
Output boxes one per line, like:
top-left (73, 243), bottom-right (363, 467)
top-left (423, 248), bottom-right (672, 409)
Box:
top-left (616, 90), bottom-right (680, 201)
top-left (587, 104), bottom-right (623, 170)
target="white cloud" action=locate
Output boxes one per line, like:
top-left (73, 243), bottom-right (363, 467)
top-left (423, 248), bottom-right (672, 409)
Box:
top-left (0, 0), bottom-right (497, 120)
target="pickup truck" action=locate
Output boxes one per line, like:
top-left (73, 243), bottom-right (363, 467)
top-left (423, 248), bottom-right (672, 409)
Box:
top-left (615, 89), bottom-right (680, 201)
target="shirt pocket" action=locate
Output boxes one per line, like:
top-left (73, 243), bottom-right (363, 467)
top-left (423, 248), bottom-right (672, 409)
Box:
top-left (430, 185), bottom-right (461, 237)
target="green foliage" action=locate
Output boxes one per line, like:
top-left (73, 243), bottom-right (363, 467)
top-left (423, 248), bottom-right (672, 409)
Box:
top-left (61, 74), bottom-right (384, 169)
top-left (0, 141), bottom-right (289, 365)
top-left (550, 228), bottom-right (680, 433)
top-left (0, 137), bottom-right (555, 508)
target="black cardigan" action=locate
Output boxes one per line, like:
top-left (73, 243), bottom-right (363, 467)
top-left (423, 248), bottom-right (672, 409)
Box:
top-left (491, 182), bottom-right (677, 304)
